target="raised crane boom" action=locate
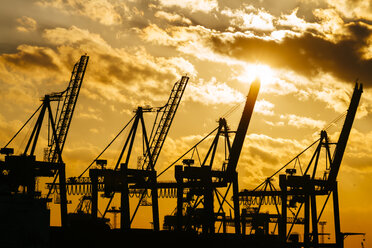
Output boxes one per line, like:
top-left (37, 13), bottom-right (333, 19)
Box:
top-left (143, 75), bottom-right (189, 169)
top-left (225, 79), bottom-right (260, 180)
top-left (327, 82), bottom-right (363, 184)
top-left (47, 55), bottom-right (89, 162)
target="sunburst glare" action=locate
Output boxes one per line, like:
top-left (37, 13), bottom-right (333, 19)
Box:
top-left (237, 63), bottom-right (276, 86)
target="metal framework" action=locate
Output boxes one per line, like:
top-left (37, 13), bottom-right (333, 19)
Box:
top-left (238, 82), bottom-right (363, 247)
top-left (143, 75), bottom-right (189, 169)
top-left (90, 106), bottom-right (160, 230)
top-left (47, 55), bottom-right (89, 162)
top-left (0, 55), bottom-right (89, 227)
top-left (0, 95), bottom-right (68, 225)
top-left (56, 76), bottom-right (189, 230)
top-left (161, 80), bottom-right (261, 234)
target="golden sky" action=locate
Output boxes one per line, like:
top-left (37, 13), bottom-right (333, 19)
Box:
top-left (1, 0), bottom-right (372, 246)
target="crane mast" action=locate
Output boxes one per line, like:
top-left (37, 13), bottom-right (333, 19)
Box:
top-left (47, 55), bottom-right (89, 162)
top-left (143, 75), bottom-right (189, 169)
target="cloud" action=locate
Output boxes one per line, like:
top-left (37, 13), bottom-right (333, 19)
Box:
top-left (137, 13), bottom-right (372, 89)
top-left (265, 120), bottom-right (284, 127)
top-left (0, 45), bottom-right (65, 111)
top-left (89, 128), bottom-right (99, 134)
top-left (37, 0), bottom-right (123, 25)
top-left (238, 133), bottom-right (306, 187)
top-left (136, 18), bottom-right (372, 117)
top-left (77, 107), bottom-right (103, 121)
top-left (16, 16), bottom-right (37, 32)
top-left (277, 8), bottom-right (319, 32)
top-left (281, 114), bottom-right (326, 129)
top-left (326, 0), bottom-right (372, 21)
top-left (210, 21), bottom-right (372, 87)
top-left (137, 24), bottom-right (243, 65)
top-left (1, 45), bottom-right (59, 71)
top-left (255, 99), bottom-right (275, 116)
top-left (154, 11), bottom-right (192, 25)
top-left (221, 5), bottom-right (275, 31)
top-left (185, 77), bottom-right (244, 105)
top-left (1, 25), bottom-right (196, 106)
top-left (158, 0), bottom-right (219, 13)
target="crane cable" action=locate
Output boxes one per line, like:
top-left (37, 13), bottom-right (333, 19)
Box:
top-left (251, 109), bottom-right (349, 191)
top-left (3, 103), bottom-right (43, 149)
top-left (323, 110), bottom-right (347, 132)
top-left (78, 115), bottom-right (136, 178)
top-left (157, 99), bottom-right (245, 178)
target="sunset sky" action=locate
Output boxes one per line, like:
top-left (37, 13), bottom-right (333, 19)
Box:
top-left (0, 0), bottom-right (372, 246)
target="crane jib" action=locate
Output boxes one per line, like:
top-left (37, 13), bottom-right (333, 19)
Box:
top-left (225, 80), bottom-right (260, 180)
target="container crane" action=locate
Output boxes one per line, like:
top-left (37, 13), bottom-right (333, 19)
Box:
top-left (56, 76), bottom-right (188, 231)
top-left (161, 80), bottom-right (260, 234)
top-left (238, 82), bottom-right (363, 248)
top-left (0, 54), bottom-right (89, 234)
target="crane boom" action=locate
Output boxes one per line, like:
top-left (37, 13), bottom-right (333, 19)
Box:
top-left (47, 55), bottom-right (89, 162)
top-left (327, 82), bottom-right (363, 184)
top-left (225, 79), bottom-right (260, 180)
top-left (143, 76), bottom-right (189, 169)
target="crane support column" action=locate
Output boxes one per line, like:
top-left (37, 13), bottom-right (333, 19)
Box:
top-left (279, 174), bottom-right (287, 244)
top-left (175, 165), bottom-right (183, 231)
top-left (203, 166), bottom-right (214, 234)
top-left (151, 171), bottom-right (160, 231)
top-left (90, 170), bottom-right (98, 220)
top-left (232, 172), bottom-right (240, 234)
top-left (311, 193), bottom-right (319, 247)
top-left (304, 194), bottom-right (310, 247)
top-left (121, 163), bottom-right (131, 230)
top-left (59, 164), bottom-right (68, 227)
top-left (333, 182), bottom-right (343, 248)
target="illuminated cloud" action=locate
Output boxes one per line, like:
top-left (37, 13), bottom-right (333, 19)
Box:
top-left (280, 114), bottom-right (326, 129)
top-left (326, 0), bottom-right (372, 20)
top-left (154, 11), bottom-right (192, 25)
top-left (136, 14), bottom-right (372, 91)
top-left (136, 24), bottom-right (240, 64)
top-left (42, 26), bottom-right (196, 103)
top-left (277, 8), bottom-right (317, 32)
top-left (210, 22), bottom-right (372, 87)
top-left (311, 8), bottom-right (349, 41)
top-left (158, 0), bottom-right (219, 13)
top-left (221, 5), bottom-right (275, 31)
top-left (16, 16), bottom-right (37, 32)
top-left (0, 25), bottom-right (197, 121)
top-left (185, 77), bottom-right (244, 105)
top-left (255, 99), bottom-right (275, 116)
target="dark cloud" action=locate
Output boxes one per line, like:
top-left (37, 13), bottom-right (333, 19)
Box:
top-left (97, 53), bottom-right (175, 90)
top-left (210, 22), bottom-right (372, 86)
top-left (2, 46), bottom-right (59, 71)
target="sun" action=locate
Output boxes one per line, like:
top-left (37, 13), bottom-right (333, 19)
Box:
top-left (237, 63), bottom-right (276, 86)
